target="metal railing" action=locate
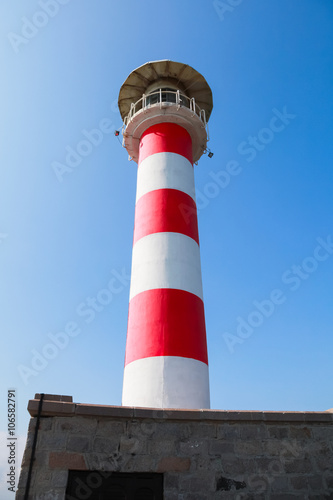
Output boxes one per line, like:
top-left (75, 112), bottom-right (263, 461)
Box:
top-left (123, 89), bottom-right (207, 130)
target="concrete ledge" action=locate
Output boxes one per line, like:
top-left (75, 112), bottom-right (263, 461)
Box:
top-left (34, 394), bottom-right (73, 403)
top-left (27, 394), bottom-right (333, 423)
top-left (28, 399), bottom-right (75, 417)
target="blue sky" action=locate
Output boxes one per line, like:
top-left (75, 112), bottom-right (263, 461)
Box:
top-left (0, 0), bottom-right (332, 495)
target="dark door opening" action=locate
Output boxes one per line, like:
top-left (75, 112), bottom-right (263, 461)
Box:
top-left (65, 471), bottom-right (163, 500)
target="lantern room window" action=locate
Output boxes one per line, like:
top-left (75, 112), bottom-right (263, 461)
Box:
top-left (145, 88), bottom-right (190, 108)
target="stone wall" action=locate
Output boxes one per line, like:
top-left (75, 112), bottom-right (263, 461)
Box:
top-left (16, 395), bottom-right (333, 499)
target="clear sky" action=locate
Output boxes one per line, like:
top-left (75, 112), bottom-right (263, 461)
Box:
top-left (0, 0), bottom-right (332, 496)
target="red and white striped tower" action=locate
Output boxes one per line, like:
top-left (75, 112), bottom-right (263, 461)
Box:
top-left (118, 60), bottom-right (213, 409)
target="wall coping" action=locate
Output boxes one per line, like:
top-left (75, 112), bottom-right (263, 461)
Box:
top-left (27, 394), bottom-right (333, 423)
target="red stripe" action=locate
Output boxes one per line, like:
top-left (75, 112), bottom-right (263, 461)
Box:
top-left (133, 189), bottom-right (199, 245)
top-left (125, 288), bottom-right (208, 366)
top-left (138, 123), bottom-right (193, 165)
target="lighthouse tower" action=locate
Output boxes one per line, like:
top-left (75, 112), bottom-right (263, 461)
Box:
top-left (118, 60), bottom-right (213, 409)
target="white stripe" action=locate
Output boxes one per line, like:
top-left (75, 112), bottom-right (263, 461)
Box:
top-left (129, 232), bottom-right (203, 301)
top-left (122, 356), bottom-right (210, 409)
top-left (136, 152), bottom-right (196, 203)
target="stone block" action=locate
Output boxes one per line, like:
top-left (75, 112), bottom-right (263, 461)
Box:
top-left (55, 416), bottom-right (97, 434)
top-left (189, 422), bottom-right (217, 439)
top-left (307, 474), bottom-right (323, 490)
top-left (308, 496), bottom-right (330, 500)
top-left (179, 439), bottom-right (208, 456)
top-left (220, 459), bottom-right (249, 476)
top-left (267, 425), bottom-right (290, 439)
top-left (164, 492), bottom-right (182, 500)
top-left (214, 493), bottom-right (249, 500)
top-left (35, 470), bottom-right (52, 483)
top-left (256, 456), bottom-right (279, 473)
top-left (149, 439), bottom-right (177, 456)
top-left (121, 454), bottom-right (155, 472)
top-left (157, 456), bottom-right (191, 472)
top-left (289, 426), bottom-right (313, 439)
top-left (34, 488), bottom-right (65, 499)
top-left (266, 438), bottom-right (304, 461)
top-left (284, 459), bottom-right (312, 474)
top-left (324, 474), bottom-right (333, 490)
top-left (67, 435), bottom-right (91, 452)
top-left (209, 439), bottom-right (234, 455)
top-left (40, 418), bottom-right (54, 431)
top-left (217, 424), bottom-right (240, 439)
top-left (141, 421), bottom-right (190, 441)
top-left (33, 471), bottom-right (56, 496)
top-left (51, 470), bottom-right (68, 488)
top-left (49, 451), bottom-right (87, 470)
top-left (311, 426), bottom-right (333, 439)
top-left (311, 453), bottom-right (333, 472)
top-left (29, 417), bottom-right (53, 432)
top-left (239, 424), bottom-right (268, 440)
top-left (270, 475), bottom-right (290, 492)
top-left (164, 472), bottom-right (180, 490)
top-left (85, 452), bottom-right (124, 471)
top-left (183, 493), bottom-right (205, 500)
top-left (290, 475), bottom-right (306, 490)
top-left (179, 475), bottom-right (191, 492)
top-left (138, 420), bottom-right (158, 436)
top-left (126, 419), bottom-right (158, 439)
top-left (93, 436), bottom-right (119, 454)
top-left (38, 431), bottom-right (67, 450)
top-left (245, 474), bottom-right (271, 497)
top-left (34, 450), bottom-right (50, 467)
top-left (189, 474), bottom-right (215, 493)
top-left (234, 440), bottom-right (263, 455)
top-left (96, 420), bottom-right (125, 436)
top-left (193, 455), bottom-right (221, 473)
top-left (270, 495), bottom-right (307, 500)
top-left (119, 435), bottom-right (147, 454)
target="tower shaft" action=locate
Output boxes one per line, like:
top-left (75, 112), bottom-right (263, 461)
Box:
top-left (122, 123), bottom-right (209, 409)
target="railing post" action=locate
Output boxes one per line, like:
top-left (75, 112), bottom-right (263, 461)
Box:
top-left (200, 109), bottom-right (207, 126)
top-left (176, 90), bottom-right (180, 109)
top-left (190, 97), bottom-right (196, 117)
top-left (130, 102), bottom-right (135, 119)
